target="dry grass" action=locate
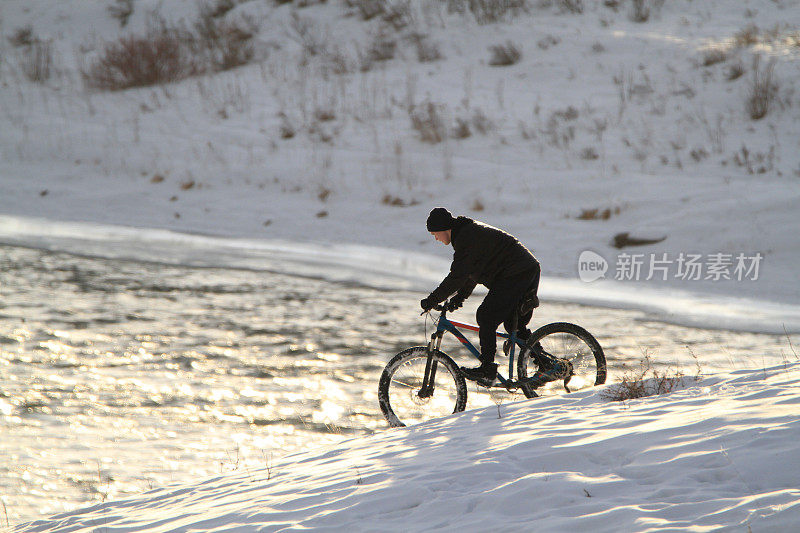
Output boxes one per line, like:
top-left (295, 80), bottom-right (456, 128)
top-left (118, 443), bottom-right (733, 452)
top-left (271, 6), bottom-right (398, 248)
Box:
top-left (194, 6), bottom-right (256, 71)
top-left (108, 0), bottom-right (135, 28)
top-left (353, 0), bottom-right (386, 21)
top-left (381, 194), bottom-right (418, 207)
top-left (733, 24), bottom-right (800, 49)
top-left (83, 22), bottom-right (197, 90)
top-left (701, 48), bottom-right (728, 67)
top-left (746, 55), bottom-right (777, 120)
top-left (602, 354), bottom-right (699, 402)
top-left (289, 12), bottom-right (327, 59)
top-left (19, 39), bottom-right (53, 83)
top-left (83, 12), bottom-right (256, 91)
top-left (411, 33), bottom-right (443, 63)
top-left (734, 24), bottom-right (761, 47)
top-left (629, 0), bottom-right (649, 22)
top-left (446, 0), bottom-right (528, 24)
top-left (488, 41), bottom-right (521, 66)
top-left (8, 25), bottom-right (35, 47)
top-left (580, 146), bottom-right (600, 161)
top-left (577, 206), bottom-right (620, 220)
top-left (557, 0), bottom-right (584, 15)
top-left (726, 62), bottom-right (745, 81)
top-left (409, 101), bottom-right (447, 144)
top-left (366, 31), bottom-right (397, 62)
top-left (278, 112), bottom-right (297, 139)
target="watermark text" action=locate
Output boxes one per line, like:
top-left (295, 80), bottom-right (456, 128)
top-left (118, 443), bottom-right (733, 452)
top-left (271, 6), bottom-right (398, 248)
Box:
top-left (578, 251), bottom-right (763, 282)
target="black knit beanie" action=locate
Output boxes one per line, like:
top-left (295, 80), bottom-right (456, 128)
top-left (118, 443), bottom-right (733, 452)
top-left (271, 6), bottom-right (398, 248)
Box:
top-left (426, 207), bottom-right (455, 231)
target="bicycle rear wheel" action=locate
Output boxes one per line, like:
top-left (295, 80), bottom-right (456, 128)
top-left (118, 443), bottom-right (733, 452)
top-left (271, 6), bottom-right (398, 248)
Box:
top-left (517, 322), bottom-right (606, 399)
top-left (378, 346), bottom-right (467, 427)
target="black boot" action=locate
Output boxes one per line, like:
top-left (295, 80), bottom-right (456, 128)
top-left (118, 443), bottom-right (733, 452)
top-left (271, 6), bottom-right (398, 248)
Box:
top-left (460, 362), bottom-right (498, 386)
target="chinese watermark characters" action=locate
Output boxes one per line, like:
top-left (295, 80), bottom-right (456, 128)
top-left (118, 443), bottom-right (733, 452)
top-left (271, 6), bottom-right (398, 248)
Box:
top-left (578, 251), bottom-right (763, 283)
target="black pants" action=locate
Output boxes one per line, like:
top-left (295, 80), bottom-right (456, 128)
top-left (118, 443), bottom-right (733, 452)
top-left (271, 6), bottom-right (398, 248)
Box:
top-left (475, 266), bottom-right (540, 364)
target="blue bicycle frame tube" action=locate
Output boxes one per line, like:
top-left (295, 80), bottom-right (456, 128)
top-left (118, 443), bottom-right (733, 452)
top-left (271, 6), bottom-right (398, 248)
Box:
top-left (435, 316), bottom-right (521, 387)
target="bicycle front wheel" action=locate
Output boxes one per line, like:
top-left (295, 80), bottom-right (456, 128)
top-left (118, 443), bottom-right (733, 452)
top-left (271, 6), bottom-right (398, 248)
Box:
top-left (517, 322), bottom-right (606, 399)
top-left (378, 346), bottom-right (467, 427)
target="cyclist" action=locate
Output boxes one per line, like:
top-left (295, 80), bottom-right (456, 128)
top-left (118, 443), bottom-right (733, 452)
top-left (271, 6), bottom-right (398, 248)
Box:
top-left (420, 207), bottom-right (541, 384)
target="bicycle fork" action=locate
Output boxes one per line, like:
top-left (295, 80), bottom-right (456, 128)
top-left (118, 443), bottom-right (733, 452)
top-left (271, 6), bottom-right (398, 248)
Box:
top-left (418, 331), bottom-right (444, 399)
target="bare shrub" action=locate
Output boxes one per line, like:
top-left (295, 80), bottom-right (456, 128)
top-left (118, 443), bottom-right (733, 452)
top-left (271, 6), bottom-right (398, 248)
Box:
top-left (733, 144), bottom-right (775, 175)
top-left (410, 101), bottom-right (447, 144)
top-left (383, 0), bottom-right (414, 30)
top-left (8, 25), bottom-right (35, 48)
top-left (446, 0), bottom-right (527, 24)
top-left (289, 12), bottom-right (327, 58)
top-left (734, 24), bottom-right (761, 47)
top-left (732, 24), bottom-right (800, 49)
top-left (381, 194), bottom-right (418, 207)
top-left (580, 146), bottom-right (600, 161)
top-left (557, 0), bottom-right (584, 14)
top-left (192, 8), bottom-right (256, 71)
top-left (602, 355), bottom-right (692, 402)
top-left (577, 206), bottom-right (619, 220)
top-left (544, 106), bottom-right (578, 148)
top-left (278, 112), bottom-right (297, 139)
top-left (367, 31), bottom-right (397, 62)
top-left (786, 31), bottom-right (800, 48)
top-left (410, 33), bottom-right (443, 63)
top-left (451, 108), bottom-right (493, 139)
top-left (83, 22), bottom-right (197, 90)
top-left (19, 39), bottom-right (53, 83)
top-left (314, 107), bottom-right (336, 122)
top-left (471, 108), bottom-right (493, 134)
top-left (488, 41), bottom-right (521, 66)
top-left (322, 46), bottom-right (353, 75)
top-left (197, 76), bottom-right (250, 118)
top-left (553, 105), bottom-right (579, 121)
top-left (83, 9), bottom-right (257, 91)
top-left (355, 0), bottom-right (386, 20)
top-left (537, 35), bottom-right (560, 50)
top-left (701, 48), bottom-right (727, 67)
top-left (452, 118), bottom-right (471, 139)
top-left (746, 55), bottom-right (777, 120)
top-left (108, 0), bottom-right (135, 27)
top-left (630, 0), bottom-right (649, 22)
top-left (726, 62), bottom-right (745, 81)
top-left (202, 0), bottom-right (238, 18)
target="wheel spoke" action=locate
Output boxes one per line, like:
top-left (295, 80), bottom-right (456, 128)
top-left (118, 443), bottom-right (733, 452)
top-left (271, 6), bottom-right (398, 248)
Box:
top-left (390, 378), bottom-right (416, 389)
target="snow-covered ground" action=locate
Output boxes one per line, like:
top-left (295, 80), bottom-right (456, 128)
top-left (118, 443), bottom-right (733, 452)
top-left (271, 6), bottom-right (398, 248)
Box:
top-left (1, 0), bottom-right (799, 310)
top-left (3, 0), bottom-right (800, 530)
top-left (14, 363), bottom-right (800, 532)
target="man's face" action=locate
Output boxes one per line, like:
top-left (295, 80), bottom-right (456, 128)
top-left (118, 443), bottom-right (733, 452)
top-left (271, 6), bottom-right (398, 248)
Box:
top-left (431, 230), bottom-right (451, 245)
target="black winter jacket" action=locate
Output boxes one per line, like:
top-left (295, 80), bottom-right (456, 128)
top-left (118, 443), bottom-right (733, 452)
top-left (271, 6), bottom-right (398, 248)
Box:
top-left (427, 217), bottom-right (539, 305)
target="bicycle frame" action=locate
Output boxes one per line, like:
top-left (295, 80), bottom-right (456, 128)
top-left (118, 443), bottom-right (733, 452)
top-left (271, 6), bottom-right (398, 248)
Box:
top-left (420, 309), bottom-right (525, 393)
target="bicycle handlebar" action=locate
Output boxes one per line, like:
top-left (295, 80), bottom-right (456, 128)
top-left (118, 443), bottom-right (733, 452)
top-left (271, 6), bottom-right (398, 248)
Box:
top-left (420, 301), bottom-right (448, 316)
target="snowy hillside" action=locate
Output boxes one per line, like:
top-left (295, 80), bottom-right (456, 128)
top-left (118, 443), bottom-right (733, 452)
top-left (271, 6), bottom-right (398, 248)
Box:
top-left (1, 0), bottom-right (799, 309)
top-left (14, 363), bottom-right (800, 532)
top-left (2, 0), bottom-right (800, 529)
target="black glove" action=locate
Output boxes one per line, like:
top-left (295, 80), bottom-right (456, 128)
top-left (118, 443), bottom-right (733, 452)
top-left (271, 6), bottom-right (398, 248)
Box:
top-left (420, 297), bottom-right (435, 312)
top-left (446, 296), bottom-right (464, 312)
